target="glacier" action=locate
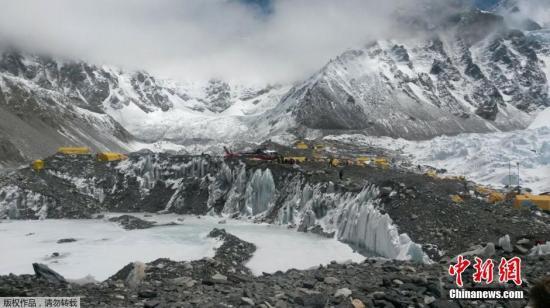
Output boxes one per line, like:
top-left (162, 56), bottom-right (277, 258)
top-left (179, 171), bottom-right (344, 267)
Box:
top-left (0, 153), bottom-right (430, 263)
top-left (215, 169), bottom-right (430, 262)
top-left (325, 113), bottom-right (550, 193)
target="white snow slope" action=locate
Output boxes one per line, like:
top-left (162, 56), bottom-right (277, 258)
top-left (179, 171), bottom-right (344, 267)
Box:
top-left (530, 107), bottom-right (550, 129)
top-left (326, 109), bottom-right (550, 193)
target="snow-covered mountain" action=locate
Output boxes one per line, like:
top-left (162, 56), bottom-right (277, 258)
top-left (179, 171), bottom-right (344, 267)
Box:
top-left (1, 7), bottom-right (549, 165)
top-left (267, 9), bottom-right (549, 139)
top-left (0, 51), bottom-right (132, 165)
top-left (0, 50), bottom-right (287, 165)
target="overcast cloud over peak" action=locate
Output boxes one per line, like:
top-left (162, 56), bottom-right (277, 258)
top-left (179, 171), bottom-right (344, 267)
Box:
top-left (0, 0), bottom-right (545, 84)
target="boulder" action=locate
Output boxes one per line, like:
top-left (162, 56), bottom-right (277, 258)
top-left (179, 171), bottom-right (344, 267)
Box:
top-left (324, 276), bottom-right (340, 285)
top-left (32, 263), bottom-right (66, 284)
top-left (334, 288), bottom-right (352, 298)
top-left (351, 299), bottom-right (365, 308)
top-left (109, 215), bottom-right (155, 230)
top-left (110, 261), bottom-right (146, 288)
top-left (56, 238), bottom-right (77, 244)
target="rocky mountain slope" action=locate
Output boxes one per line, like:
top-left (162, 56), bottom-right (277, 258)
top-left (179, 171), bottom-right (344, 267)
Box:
top-left (271, 9), bottom-right (549, 139)
top-left (1, 7), bottom-right (549, 165)
top-left (0, 50), bottom-right (287, 165)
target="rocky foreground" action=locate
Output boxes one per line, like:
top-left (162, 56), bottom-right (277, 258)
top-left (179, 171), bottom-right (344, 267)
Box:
top-left (0, 229), bottom-right (548, 308)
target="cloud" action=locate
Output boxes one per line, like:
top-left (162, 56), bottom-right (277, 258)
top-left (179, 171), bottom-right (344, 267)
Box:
top-left (0, 0), bottom-right (472, 84)
top-left (515, 0), bottom-right (550, 27)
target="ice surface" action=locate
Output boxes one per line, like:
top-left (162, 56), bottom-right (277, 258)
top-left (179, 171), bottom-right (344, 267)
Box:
top-left (326, 126), bottom-right (550, 193)
top-left (530, 107), bottom-right (550, 129)
top-left (0, 214), bottom-right (364, 280)
top-left (245, 169), bottom-right (276, 216)
top-left (530, 241), bottom-right (550, 256)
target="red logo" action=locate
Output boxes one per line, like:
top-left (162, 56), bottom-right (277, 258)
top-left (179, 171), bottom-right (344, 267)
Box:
top-left (449, 256), bottom-right (522, 287)
top-left (498, 257), bottom-right (523, 286)
top-left (448, 255), bottom-right (471, 287)
top-left (472, 257), bottom-right (494, 284)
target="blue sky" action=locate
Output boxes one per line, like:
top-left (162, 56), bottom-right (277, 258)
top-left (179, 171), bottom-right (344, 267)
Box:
top-left (239, 0), bottom-right (272, 13)
top-left (472, 0), bottom-right (502, 10)
top-left (241, 0), bottom-right (502, 13)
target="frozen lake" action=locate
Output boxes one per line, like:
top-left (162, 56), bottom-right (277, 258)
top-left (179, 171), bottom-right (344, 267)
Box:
top-left (0, 214), bottom-right (364, 281)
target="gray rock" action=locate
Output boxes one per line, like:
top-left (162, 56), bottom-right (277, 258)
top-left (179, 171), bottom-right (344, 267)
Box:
top-left (302, 280), bottom-right (316, 289)
top-left (183, 262), bottom-right (193, 270)
top-left (514, 245), bottom-right (529, 255)
top-left (241, 297), bottom-right (255, 306)
top-left (457, 242), bottom-right (495, 259)
top-left (393, 279), bottom-right (404, 285)
top-left (334, 288), bottom-right (352, 298)
top-left (56, 238), bottom-right (77, 244)
top-left (109, 215), bottom-right (155, 230)
top-left (171, 276), bottom-right (196, 288)
top-left (212, 273), bottom-right (227, 282)
top-left (143, 300), bottom-right (160, 308)
top-left (32, 263), bottom-right (66, 284)
top-left (424, 296), bottom-right (436, 304)
top-left (324, 276), bottom-right (340, 284)
top-left (275, 301), bottom-right (288, 308)
top-left (138, 290), bottom-right (157, 299)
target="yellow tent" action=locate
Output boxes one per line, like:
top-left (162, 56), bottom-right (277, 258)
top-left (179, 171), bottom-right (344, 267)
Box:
top-left (32, 160), bottom-right (45, 172)
top-left (97, 152), bottom-right (128, 162)
top-left (356, 157), bottom-right (371, 166)
top-left (295, 142), bottom-right (309, 150)
top-left (374, 157), bottom-right (390, 169)
top-left (57, 147), bottom-right (91, 155)
top-left (514, 195), bottom-right (550, 211)
top-left (284, 156), bottom-right (307, 164)
top-left (487, 192), bottom-right (505, 204)
top-left (451, 195), bottom-right (464, 203)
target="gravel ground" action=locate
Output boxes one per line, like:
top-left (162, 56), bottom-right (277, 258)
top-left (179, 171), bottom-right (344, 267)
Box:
top-left (0, 229), bottom-right (548, 308)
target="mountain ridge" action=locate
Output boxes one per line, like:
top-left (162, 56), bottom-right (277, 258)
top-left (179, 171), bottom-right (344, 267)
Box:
top-left (1, 7), bottom-right (549, 165)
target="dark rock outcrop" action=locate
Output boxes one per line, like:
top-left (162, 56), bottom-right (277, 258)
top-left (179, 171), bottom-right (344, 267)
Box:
top-left (108, 215), bottom-right (156, 230)
top-left (32, 263), bottom-right (66, 284)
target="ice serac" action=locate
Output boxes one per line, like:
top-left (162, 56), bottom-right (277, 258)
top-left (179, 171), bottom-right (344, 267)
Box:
top-left (210, 166), bottom-right (428, 261)
top-left (219, 163), bottom-right (248, 216)
top-left (263, 175), bottom-right (429, 262)
top-left (0, 185), bottom-right (52, 219)
top-left (530, 242), bottom-right (550, 256)
top-left (245, 169), bottom-right (276, 216)
top-left (335, 187), bottom-right (429, 262)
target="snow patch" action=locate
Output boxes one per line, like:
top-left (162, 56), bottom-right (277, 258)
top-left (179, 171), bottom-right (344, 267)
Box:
top-left (326, 127), bottom-right (550, 193)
